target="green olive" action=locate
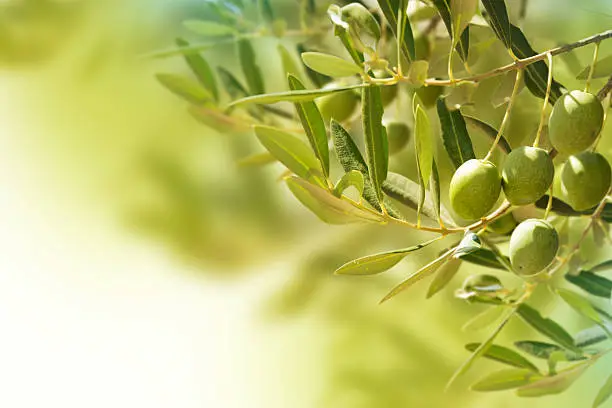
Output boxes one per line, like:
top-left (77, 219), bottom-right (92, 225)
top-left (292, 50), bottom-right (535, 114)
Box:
top-left (509, 219), bottom-right (559, 276)
top-left (560, 151), bottom-right (611, 211)
top-left (502, 146), bottom-right (554, 205)
top-left (449, 159), bottom-right (502, 220)
top-left (416, 85), bottom-right (444, 108)
top-left (385, 121), bottom-right (411, 154)
top-left (548, 90), bottom-right (604, 154)
top-left (318, 90), bottom-right (358, 123)
top-left (488, 213), bottom-right (518, 235)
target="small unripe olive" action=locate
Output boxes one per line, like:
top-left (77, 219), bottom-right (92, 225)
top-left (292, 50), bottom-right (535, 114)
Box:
top-left (318, 90), bottom-right (358, 123)
top-left (488, 213), bottom-right (518, 235)
top-left (449, 159), bottom-right (502, 220)
top-left (385, 121), bottom-right (411, 154)
top-left (560, 151), bottom-right (611, 211)
top-left (509, 219), bottom-right (559, 276)
top-left (548, 90), bottom-right (604, 154)
top-left (502, 146), bottom-right (554, 206)
top-left (416, 85), bottom-right (444, 108)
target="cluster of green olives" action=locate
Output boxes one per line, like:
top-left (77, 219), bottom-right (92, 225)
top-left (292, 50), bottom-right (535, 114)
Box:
top-left (449, 90), bottom-right (609, 276)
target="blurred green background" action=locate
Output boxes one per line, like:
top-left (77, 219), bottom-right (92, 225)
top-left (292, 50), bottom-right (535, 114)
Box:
top-left (1, 0), bottom-right (612, 407)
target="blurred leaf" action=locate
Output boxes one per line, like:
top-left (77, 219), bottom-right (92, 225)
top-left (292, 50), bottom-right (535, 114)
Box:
top-left (362, 85), bottom-right (389, 201)
top-left (431, 0), bottom-right (469, 60)
top-left (514, 341), bottom-right (586, 361)
top-left (430, 159), bottom-right (442, 225)
top-left (517, 304), bottom-right (578, 352)
top-left (575, 325), bottom-right (612, 348)
top-left (278, 44), bottom-right (305, 84)
top-left (535, 195), bottom-right (583, 217)
top-left (471, 368), bottom-right (542, 392)
top-left (183, 20), bottom-right (236, 37)
top-left (301, 52), bottom-right (362, 77)
top-left (450, 0), bottom-right (477, 44)
top-left (217, 67), bottom-right (249, 99)
top-left (333, 170), bottom-right (365, 198)
top-left (463, 115), bottom-right (512, 154)
top-left (254, 125), bottom-right (325, 186)
top-left (480, 0), bottom-right (512, 49)
top-left (288, 75), bottom-right (330, 178)
top-left (591, 260), bottom-right (612, 273)
top-left (454, 231), bottom-right (481, 258)
top-left (566, 271), bottom-right (612, 298)
top-left (377, 0), bottom-right (416, 61)
top-left (516, 361), bottom-right (591, 397)
top-left (462, 306), bottom-right (506, 332)
top-left (427, 258), bottom-right (462, 298)
top-left (593, 374), bottom-right (612, 408)
top-left (341, 2), bottom-right (382, 44)
top-left (414, 98), bottom-right (434, 185)
top-left (557, 288), bottom-right (603, 324)
top-left (285, 176), bottom-right (384, 224)
top-left (237, 152), bottom-right (276, 167)
top-left (465, 343), bottom-right (539, 372)
top-left (176, 38), bottom-right (219, 102)
top-left (461, 274), bottom-right (503, 294)
top-left (238, 39), bottom-right (265, 95)
top-left (156, 73), bottom-right (213, 104)
top-left (459, 248), bottom-right (508, 270)
top-left (258, 0), bottom-right (275, 23)
top-left (436, 97), bottom-right (475, 169)
top-left (577, 54), bottom-right (612, 79)
top-left (335, 237), bottom-right (440, 275)
top-left (229, 84), bottom-right (366, 106)
top-left (409, 5), bottom-right (438, 22)
top-left (188, 106), bottom-right (251, 133)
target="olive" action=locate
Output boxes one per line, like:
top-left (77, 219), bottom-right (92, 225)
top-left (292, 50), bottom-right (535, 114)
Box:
top-left (509, 219), bottom-right (559, 276)
top-left (385, 121), bottom-right (411, 154)
top-left (502, 146), bottom-right (554, 205)
top-left (318, 90), bottom-right (358, 123)
top-left (560, 151), bottom-right (611, 211)
top-left (449, 159), bottom-right (502, 220)
top-left (488, 213), bottom-right (518, 235)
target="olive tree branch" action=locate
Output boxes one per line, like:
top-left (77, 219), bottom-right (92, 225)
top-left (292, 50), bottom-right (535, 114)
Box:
top-left (597, 75), bottom-right (612, 101)
top-left (534, 53), bottom-right (553, 148)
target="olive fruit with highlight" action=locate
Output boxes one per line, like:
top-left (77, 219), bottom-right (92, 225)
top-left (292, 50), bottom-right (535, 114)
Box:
top-left (509, 219), bottom-right (559, 276)
top-left (502, 146), bottom-right (554, 205)
top-left (385, 121), bottom-right (411, 154)
top-left (449, 159), bottom-right (502, 220)
top-left (548, 90), bottom-right (604, 154)
top-left (318, 90), bottom-right (358, 123)
top-left (560, 151), bottom-right (611, 211)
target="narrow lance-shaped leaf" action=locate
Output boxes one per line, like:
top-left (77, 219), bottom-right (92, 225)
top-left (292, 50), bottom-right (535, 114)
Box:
top-left (566, 270), bottom-right (612, 298)
top-left (156, 73), bottom-right (213, 105)
top-left (217, 67), bottom-right (249, 99)
top-left (471, 369), bottom-right (542, 392)
top-left (278, 44), bottom-right (306, 84)
top-left (333, 170), bottom-right (365, 198)
top-left (430, 159), bottom-right (442, 225)
top-left (577, 54), bottom-right (612, 80)
top-left (480, 0), bottom-right (512, 49)
top-left (516, 360), bottom-right (592, 397)
top-left (414, 104), bottom-right (433, 224)
top-left (575, 325), bottom-right (612, 348)
top-left (301, 52), bottom-right (362, 77)
top-left (183, 20), bottom-right (236, 37)
top-left (450, 0), bottom-right (477, 47)
top-left (287, 75), bottom-right (330, 179)
top-left (437, 98), bottom-right (475, 168)
top-left (557, 288), bottom-right (603, 324)
top-left (376, 0), bottom-right (415, 61)
top-left (176, 38), bottom-right (219, 102)
top-left (514, 341), bottom-right (586, 361)
top-left (427, 258), bottom-right (462, 298)
top-left (465, 343), bottom-right (539, 372)
top-left (229, 83), bottom-right (366, 106)
top-left (462, 306), bottom-right (506, 332)
top-left (517, 304), bottom-right (578, 352)
top-left (362, 85), bottom-right (389, 201)
top-left (463, 115), bottom-right (512, 154)
top-left (591, 260), bottom-right (612, 273)
top-left (593, 374), bottom-right (612, 408)
top-left (238, 39), bottom-right (265, 95)
top-left (431, 0), bottom-right (470, 61)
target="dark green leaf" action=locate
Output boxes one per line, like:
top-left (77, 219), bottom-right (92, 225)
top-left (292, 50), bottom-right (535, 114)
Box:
top-left (516, 361), bottom-right (591, 397)
top-left (238, 39), bottom-right (265, 95)
top-left (301, 52), bottom-right (362, 77)
top-left (376, 0), bottom-right (415, 61)
top-left (462, 306), bottom-right (506, 332)
top-left (463, 115), bottom-right (512, 154)
top-left (437, 98), bottom-right (476, 169)
top-left (237, 152), bottom-right (276, 167)
top-left (454, 232), bottom-right (481, 258)
top-left (566, 271), bottom-right (612, 298)
top-left (517, 304), bottom-right (578, 351)
top-left (593, 374), bottom-right (612, 408)
top-left (333, 170), bottom-right (365, 198)
top-left (535, 195), bottom-right (584, 217)
top-left (427, 258), bottom-right (462, 298)
top-left (229, 84), bottom-right (366, 106)
top-left (217, 67), bottom-right (249, 99)
top-left (514, 341), bottom-right (586, 361)
top-left (481, 0), bottom-right (512, 49)
top-left (288, 75), bottom-right (330, 179)
top-left (577, 54), bottom-right (612, 80)
top-left (258, 0), bottom-right (275, 24)
top-left (459, 248), bottom-right (509, 270)
top-left (156, 73), bottom-right (213, 104)
top-left (188, 106), bottom-right (251, 133)
top-left (471, 368), bottom-right (542, 392)
top-left (278, 44), bottom-right (303, 83)
top-left (362, 85), bottom-right (389, 201)
top-left (431, 0), bottom-right (469, 61)
top-left (176, 38), bottom-right (219, 102)
top-left (591, 260), bottom-right (612, 273)
top-left (465, 343), bottom-right (539, 372)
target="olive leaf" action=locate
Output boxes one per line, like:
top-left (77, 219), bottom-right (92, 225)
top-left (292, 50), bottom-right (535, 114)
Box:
top-left (229, 83), bottom-right (366, 106)
top-left (183, 20), bottom-right (236, 37)
top-left (459, 248), bottom-right (509, 270)
top-left (238, 39), bottom-right (265, 95)
top-left (335, 237), bottom-right (441, 276)
top-left (376, 0), bottom-right (416, 61)
top-left (426, 258), bottom-right (462, 298)
top-left (480, 0), bottom-right (512, 50)
top-left (287, 75), bottom-right (330, 179)
top-left (471, 368), bottom-right (542, 392)
top-left (237, 152), bottom-right (276, 167)
top-left (454, 231), bottom-right (481, 258)
top-left (217, 67), bottom-right (249, 99)
top-left (577, 54), bottom-right (612, 80)
top-left (516, 304), bottom-right (578, 352)
top-left (333, 170), bottom-right (365, 198)
top-left (463, 115), bottom-right (512, 154)
top-left (258, 0), bottom-right (275, 24)
top-left (591, 260), bottom-right (612, 273)
top-left (297, 44), bottom-right (333, 88)
top-left (278, 44), bottom-right (306, 84)
top-left (516, 361), bottom-right (592, 397)
top-left (575, 325), bottom-right (612, 348)
top-left (254, 125), bottom-right (326, 187)
top-left (156, 73), bottom-right (213, 105)
top-left (285, 176), bottom-right (384, 224)
top-left (414, 103), bottom-right (433, 224)
top-left (431, 0), bottom-right (470, 61)
top-left (557, 288), bottom-right (604, 324)
top-left (430, 159), bottom-right (442, 225)
top-left (301, 52), bottom-right (363, 77)
top-left (593, 374), bottom-right (612, 408)
top-left (514, 341), bottom-right (586, 361)
top-left (450, 0), bottom-right (478, 47)
top-left (188, 106), bottom-right (251, 133)
top-left (437, 97), bottom-right (476, 169)
top-left (465, 343), bottom-right (539, 372)
top-left (462, 306), bottom-right (506, 332)
top-left (362, 85), bottom-right (389, 201)
top-left (566, 270), bottom-right (612, 298)
top-left (176, 38), bottom-right (219, 102)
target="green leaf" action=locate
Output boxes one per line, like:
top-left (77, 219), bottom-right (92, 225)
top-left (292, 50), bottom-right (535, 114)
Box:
top-left (333, 170), bottom-right (365, 198)
top-left (454, 231), bottom-right (481, 258)
top-left (566, 271), bottom-right (612, 298)
top-left (516, 361), bottom-right (591, 397)
top-left (335, 238), bottom-right (440, 276)
top-left (591, 260), bottom-right (612, 273)
top-left (577, 54), bottom-right (612, 80)
top-left (463, 115), bottom-right (512, 154)
top-left (480, 0), bottom-right (512, 49)
top-left (557, 288), bottom-right (603, 324)
top-left (414, 104), bottom-right (434, 185)
top-left (462, 306), bottom-right (506, 332)
top-left (381, 249), bottom-right (453, 303)
top-left (517, 304), bottom-right (578, 352)
top-left (301, 52), bottom-right (362, 77)
top-left (238, 39), bottom-right (265, 95)
top-left (430, 159), bottom-right (442, 225)
top-left (188, 106), bottom-right (251, 133)
top-left (229, 84), bottom-right (366, 106)
top-left (183, 20), bottom-right (236, 37)
top-left (437, 98), bottom-right (476, 169)
top-left (450, 0), bottom-right (477, 45)
top-left (427, 258), bottom-right (462, 298)
top-left (376, 0), bottom-right (415, 61)
top-left (156, 73), bottom-right (213, 104)
top-left (176, 38), bottom-right (219, 102)
top-left (431, 0), bottom-right (470, 61)
top-left (278, 44), bottom-right (306, 84)
top-left (465, 343), bottom-right (539, 372)
top-left (362, 85), bottom-right (389, 202)
top-left (514, 341), bottom-right (586, 361)
top-left (471, 369), bottom-right (542, 392)
top-left (575, 325), bottom-right (612, 348)
top-left (254, 125), bottom-right (325, 186)
top-left (258, 0), bottom-right (275, 24)
top-left (285, 176), bottom-right (384, 224)
top-left (237, 152), bottom-right (276, 167)
top-left (593, 374), bottom-right (612, 408)
top-left (287, 75), bottom-right (330, 179)
top-left (217, 67), bottom-right (249, 99)
top-left (459, 248), bottom-right (508, 270)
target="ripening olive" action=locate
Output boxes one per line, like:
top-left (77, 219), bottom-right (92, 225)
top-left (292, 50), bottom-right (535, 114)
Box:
top-left (385, 121), bottom-right (411, 154)
top-left (416, 85), bottom-right (444, 108)
top-left (449, 159), bottom-right (502, 220)
top-left (509, 219), bottom-right (559, 276)
top-left (318, 90), bottom-right (358, 123)
top-left (560, 151), bottom-right (611, 211)
top-left (548, 90), bottom-right (604, 154)
top-left (488, 213), bottom-right (518, 235)
top-left (502, 146), bottom-right (554, 206)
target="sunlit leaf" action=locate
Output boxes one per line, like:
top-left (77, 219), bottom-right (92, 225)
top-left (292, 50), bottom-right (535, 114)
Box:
top-left (176, 38), bottom-right (219, 102)
top-left (333, 170), bottom-right (365, 198)
top-left (437, 98), bottom-right (475, 168)
top-left (557, 288), bottom-right (603, 324)
top-left (427, 258), bottom-right (462, 298)
top-left (480, 0), bottom-right (512, 49)
top-left (301, 52), bottom-right (363, 77)
top-left (517, 304), bottom-right (578, 352)
top-left (462, 306), bottom-right (506, 332)
top-left (593, 374), bottom-right (612, 408)
top-left (463, 115), bottom-right (512, 154)
top-left (362, 85), bottom-right (389, 201)
top-left (566, 271), bottom-right (612, 298)
top-left (465, 343), bottom-right (539, 372)
top-left (450, 0), bottom-right (477, 45)
top-left (431, 0), bottom-right (469, 61)
top-left (188, 106), bottom-right (251, 133)
top-left (577, 54), bottom-right (612, 80)
top-left (516, 361), bottom-right (591, 397)
top-left (471, 368), bottom-right (542, 392)
top-left (377, 0), bottom-right (415, 61)
top-left (237, 152), bottom-right (276, 167)
top-left (414, 104), bottom-right (434, 185)
top-left (156, 73), bottom-right (213, 104)
top-left (430, 159), bottom-right (442, 225)
top-left (229, 84), bottom-right (366, 106)
top-left (278, 44), bottom-right (306, 84)
top-left (454, 231), bottom-right (481, 258)
top-left (183, 20), bottom-right (236, 37)
top-left (238, 39), bottom-right (265, 95)
top-left (514, 341), bottom-right (586, 361)
top-left (217, 67), bottom-right (249, 99)
top-left (591, 260), bottom-right (612, 273)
